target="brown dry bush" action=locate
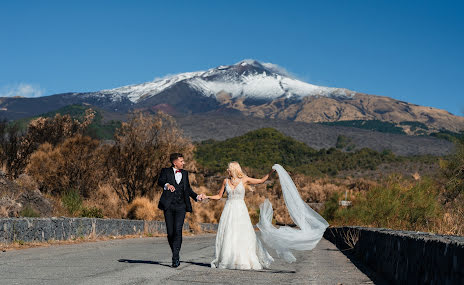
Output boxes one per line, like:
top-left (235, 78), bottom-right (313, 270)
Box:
top-left (106, 111), bottom-right (194, 203)
top-left (127, 197), bottom-right (163, 220)
top-left (27, 109), bottom-right (95, 147)
top-left (83, 184), bottom-right (128, 219)
top-left (26, 135), bottom-right (105, 197)
top-left (437, 189), bottom-right (464, 235)
top-left (0, 110), bottom-right (95, 178)
top-left (190, 186), bottom-right (226, 224)
top-left (0, 205), bottom-right (8, 217)
top-left (292, 174), bottom-right (344, 203)
top-left (0, 122), bottom-right (33, 179)
top-left (188, 168), bottom-right (383, 227)
top-left (14, 174), bottom-right (39, 191)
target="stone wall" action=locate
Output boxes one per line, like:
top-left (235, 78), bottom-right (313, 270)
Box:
top-left (0, 217), bottom-right (190, 243)
top-left (324, 226), bottom-right (464, 285)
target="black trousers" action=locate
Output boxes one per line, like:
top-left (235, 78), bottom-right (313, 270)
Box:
top-left (163, 203), bottom-right (186, 261)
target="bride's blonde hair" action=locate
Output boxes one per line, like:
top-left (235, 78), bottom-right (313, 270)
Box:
top-left (227, 161), bottom-right (246, 179)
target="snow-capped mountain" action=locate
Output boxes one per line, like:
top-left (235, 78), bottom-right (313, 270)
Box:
top-left (1, 59), bottom-right (463, 133)
top-left (96, 59), bottom-right (356, 103)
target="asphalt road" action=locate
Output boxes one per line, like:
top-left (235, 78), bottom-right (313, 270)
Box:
top-left (0, 234), bottom-right (380, 285)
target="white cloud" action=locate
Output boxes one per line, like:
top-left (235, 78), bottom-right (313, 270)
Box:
top-left (261, 62), bottom-right (293, 77)
top-left (0, 83), bottom-right (45, 98)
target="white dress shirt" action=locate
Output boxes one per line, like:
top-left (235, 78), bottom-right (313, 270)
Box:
top-left (163, 168), bottom-right (201, 201)
top-left (164, 168), bottom-right (182, 190)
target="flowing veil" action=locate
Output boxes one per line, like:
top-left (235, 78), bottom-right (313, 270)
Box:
top-left (256, 164), bottom-right (329, 263)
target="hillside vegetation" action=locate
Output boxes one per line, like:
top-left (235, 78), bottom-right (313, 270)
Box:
top-left (27, 106), bottom-right (464, 144)
top-left (0, 108), bottom-right (462, 236)
top-left (194, 128), bottom-right (437, 177)
top-left (321, 119), bottom-right (406, 134)
top-left (195, 128), bottom-right (316, 172)
top-left (7, 104), bottom-right (457, 156)
top-left (321, 119), bottom-right (464, 141)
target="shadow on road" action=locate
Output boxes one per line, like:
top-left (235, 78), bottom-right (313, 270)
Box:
top-left (117, 259), bottom-right (296, 274)
top-left (118, 259), bottom-right (212, 269)
top-left (182, 261), bottom-right (295, 273)
top-left (118, 259), bottom-right (171, 268)
top-left (262, 269), bottom-right (296, 274)
top-left (182, 261), bottom-right (211, 268)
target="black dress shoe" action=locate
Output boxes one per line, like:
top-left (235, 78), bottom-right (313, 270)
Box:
top-left (172, 259), bottom-right (180, 268)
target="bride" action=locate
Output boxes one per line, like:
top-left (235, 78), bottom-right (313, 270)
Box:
top-left (206, 161), bottom-right (329, 270)
top-left (206, 161), bottom-right (275, 270)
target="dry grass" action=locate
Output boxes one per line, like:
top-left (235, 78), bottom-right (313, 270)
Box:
top-left (85, 184), bottom-right (128, 219)
top-left (341, 228), bottom-right (360, 249)
top-left (0, 205), bottom-right (9, 217)
top-left (3, 144), bottom-right (460, 236)
top-left (44, 193), bottom-right (67, 217)
top-left (126, 196), bottom-right (164, 221)
top-left (14, 174), bottom-right (39, 191)
top-left (438, 193), bottom-right (464, 236)
top-left (188, 174), bottom-right (376, 226)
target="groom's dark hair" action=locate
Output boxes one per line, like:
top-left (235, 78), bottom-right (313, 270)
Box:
top-left (170, 153), bottom-right (183, 166)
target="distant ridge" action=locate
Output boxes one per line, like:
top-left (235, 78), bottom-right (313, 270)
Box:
top-left (16, 104), bottom-right (455, 156)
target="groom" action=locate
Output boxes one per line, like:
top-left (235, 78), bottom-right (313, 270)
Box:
top-left (157, 153), bottom-right (204, 268)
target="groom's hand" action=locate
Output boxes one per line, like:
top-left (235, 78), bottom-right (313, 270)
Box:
top-left (166, 184), bottom-right (176, 192)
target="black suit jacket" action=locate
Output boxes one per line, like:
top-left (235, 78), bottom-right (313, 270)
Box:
top-left (157, 168), bottom-right (198, 212)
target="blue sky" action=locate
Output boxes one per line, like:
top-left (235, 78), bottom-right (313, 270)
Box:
top-left (1, 0), bottom-right (463, 115)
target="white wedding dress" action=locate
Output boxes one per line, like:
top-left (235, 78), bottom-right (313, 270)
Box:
top-left (210, 179), bottom-right (273, 269)
top-left (211, 164), bottom-right (329, 270)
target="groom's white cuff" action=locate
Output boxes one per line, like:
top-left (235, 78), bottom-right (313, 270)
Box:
top-left (164, 183), bottom-right (169, 191)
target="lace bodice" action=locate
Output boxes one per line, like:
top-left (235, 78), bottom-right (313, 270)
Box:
top-left (226, 180), bottom-right (245, 201)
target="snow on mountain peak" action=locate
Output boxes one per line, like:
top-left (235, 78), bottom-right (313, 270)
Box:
top-left (99, 60), bottom-right (355, 103)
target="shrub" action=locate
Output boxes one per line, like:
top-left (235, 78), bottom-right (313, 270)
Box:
top-left (61, 189), bottom-right (82, 216)
top-left (0, 110), bottom-right (95, 178)
top-left (126, 197), bottom-right (161, 220)
top-left (0, 121), bottom-right (32, 179)
top-left (106, 111), bottom-right (194, 203)
top-left (80, 206), bottom-right (104, 218)
top-left (335, 135), bottom-right (354, 150)
top-left (321, 192), bottom-right (341, 221)
top-left (86, 184), bottom-right (127, 219)
top-left (19, 205), bottom-right (40, 217)
top-left (440, 137), bottom-right (464, 201)
top-left (324, 176), bottom-right (441, 231)
top-left (26, 135), bottom-right (105, 197)
top-left (40, 104), bottom-right (121, 140)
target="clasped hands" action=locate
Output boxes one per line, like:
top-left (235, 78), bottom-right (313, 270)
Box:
top-left (197, 193), bottom-right (207, 201)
